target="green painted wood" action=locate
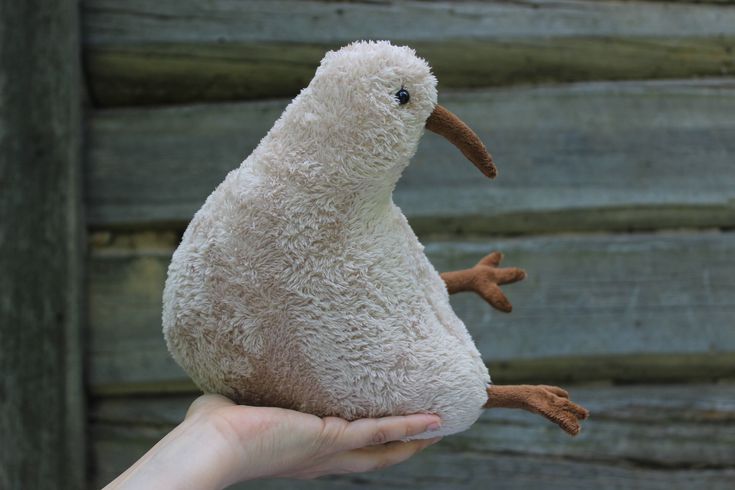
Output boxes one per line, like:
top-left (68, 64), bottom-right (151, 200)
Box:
top-left (81, 0), bottom-right (735, 105)
top-left (0, 1), bottom-right (86, 489)
top-left (86, 80), bottom-right (735, 232)
top-left (87, 231), bottom-right (735, 394)
top-left (491, 353), bottom-right (735, 385)
top-left (89, 384), bottom-right (735, 489)
top-left (85, 38), bottom-right (735, 106)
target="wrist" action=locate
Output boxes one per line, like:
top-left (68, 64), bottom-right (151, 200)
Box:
top-left (190, 415), bottom-right (255, 488)
top-left (107, 416), bottom-right (239, 490)
top-left (173, 416), bottom-right (243, 489)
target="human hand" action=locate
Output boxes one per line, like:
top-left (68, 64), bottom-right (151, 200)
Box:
top-left (105, 394), bottom-right (443, 489)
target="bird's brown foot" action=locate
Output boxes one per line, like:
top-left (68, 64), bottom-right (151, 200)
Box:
top-left (484, 384), bottom-right (590, 436)
top-left (440, 251), bottom-right (526, 312)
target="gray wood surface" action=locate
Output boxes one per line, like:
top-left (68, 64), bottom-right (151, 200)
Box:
top-left (87, 230), bottom-right (735, 395)
top-left (0, 1), bottom-right (86, 488)
top-left (86, 79), bottom-right (735, 233)
top-left (79, 2), bottom-right (735, 488)
top-left (89, 383), bottom-right (735, 489)
top-left (82, 0), bottom-right (735, 105)
top-left (85, 0), bottom-right (735, 44)
top-left (85, 38), bottom-right (735, 106)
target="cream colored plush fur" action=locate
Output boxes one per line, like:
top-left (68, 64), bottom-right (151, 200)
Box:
top-left (163, 41), bottom-right (490, 439)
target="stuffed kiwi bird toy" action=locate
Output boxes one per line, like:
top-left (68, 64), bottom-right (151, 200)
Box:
top-left (163, 41), bottom-right (589, 438)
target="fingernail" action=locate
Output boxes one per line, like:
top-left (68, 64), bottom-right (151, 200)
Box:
top-left (426, 422), bottom-right (441, 432)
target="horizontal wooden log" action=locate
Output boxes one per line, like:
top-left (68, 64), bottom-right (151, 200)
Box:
top-left (86, 38), bottom-right (735, 106)
top-left (86, 80), bottom-right (735, 232)
top-left (89, 384), bottom-right (735, 489)
top-left (82, 0), bottom-right (735, 105)
top-left (85, 0), bottom-right (735, 45)
top-left (93, 450), bottom-right (735, 490)
top-left (87, 230), bottom-right (735, 394)
top-left (88, 352), bottom-right (735, 397)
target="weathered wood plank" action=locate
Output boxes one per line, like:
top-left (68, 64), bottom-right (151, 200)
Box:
top-left (90, 353), bottom-right (735, 396)
top-left (85, 38), bottom-right (735, 106)
top-left (84, 0), bottom-right (735, 44)
top-left (81, 0), bottom-right (735, 104)
top-left (89, 384), bottom-right (735, 489)
top-left (93, 449), bottom-right (735, 490)
top-left (87, 231), bottom-right (735, 394)
top-left (86, 80), bottom-right (735, 232)
top-left (201, 460), bottom-right (735, 490)
top-left (0, 1), bottom-right (86, 489)
top-left (91, 384), bottom-right (735, 467)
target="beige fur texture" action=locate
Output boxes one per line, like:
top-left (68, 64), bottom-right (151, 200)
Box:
top-left (162, 41), bottom-right (490, 439)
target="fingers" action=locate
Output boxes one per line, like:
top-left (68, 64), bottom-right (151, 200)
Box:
top-left (325, 414), bottom-right (442, 452)
top-left (478, 251), bottom-right (503, 267)
top-left (296, 415), bottom-right (442, 479)
top-left (328, 437), bottom-right (442, 475)
top-left (477, 282), bottom-right (513, 313)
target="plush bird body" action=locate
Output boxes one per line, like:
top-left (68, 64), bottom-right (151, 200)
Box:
top-left (164, 41), bottom-right (589, 439)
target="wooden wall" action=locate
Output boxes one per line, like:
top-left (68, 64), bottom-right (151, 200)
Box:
top-left (82, 1), bottom-right (735, 488)
top-left (1, 1), bottom-right (85, 489)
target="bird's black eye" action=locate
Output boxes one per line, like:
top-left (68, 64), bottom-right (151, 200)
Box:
top-left (395, 88), bottom-right (410, 105)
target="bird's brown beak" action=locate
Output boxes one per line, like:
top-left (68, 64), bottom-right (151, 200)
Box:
top-left (425, 104), bottom-right (497, 179)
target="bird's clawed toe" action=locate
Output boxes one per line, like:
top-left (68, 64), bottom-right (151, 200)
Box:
top-left (472, 251), bottom-right (526, 312)
top-left (478, 251), bottom-right (503, 267)
top-left (440, 250), bottom-right (526, 313)
top-left (485, 384), bottom-right (589, 436)
top-left (532, 386), bottom-right (590, 436)
top-left (477, 282), bottom-right (513, 313)
top-left (540, 385), bottom-right (569, 399)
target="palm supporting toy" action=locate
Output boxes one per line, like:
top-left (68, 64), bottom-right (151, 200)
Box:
top-left (163, 41), bottom-right (589, 438)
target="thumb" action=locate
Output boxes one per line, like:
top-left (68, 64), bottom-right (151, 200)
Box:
top-left (186, 394), bottom-right (236, 419)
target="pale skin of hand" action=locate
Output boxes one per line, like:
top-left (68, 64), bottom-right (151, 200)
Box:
top-left (104, 394), bottom-right (443, 490)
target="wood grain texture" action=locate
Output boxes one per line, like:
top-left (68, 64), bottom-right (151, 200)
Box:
top-left (85, 38), bottom-right (735, 106)
top-left (0, 1), bottom-right (85, 488)
top-left (89, 384), bottom-right (735, 489)
top-left (86, 80), bottom-right (735, 232)
top-left (84, 0), bottom-right (735, 44)
top-left (82, 0), bottom-right (735, 104)
top-left (87, 230), bottom-right (735, 394)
